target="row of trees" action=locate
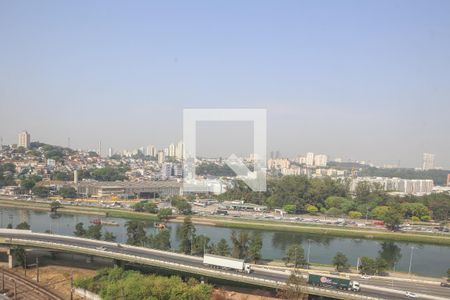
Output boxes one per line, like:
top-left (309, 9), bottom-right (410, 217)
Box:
top-left (123, 217), bottom-right (264, 262)
top-left (282, 242), bottom-right (397, 275)
top-left (218, 176), bottom-right (450, 225)
top-left (74, 222), bottom-right (116, 242)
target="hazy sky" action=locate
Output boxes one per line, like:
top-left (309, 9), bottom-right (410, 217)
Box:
top-left (1, 1), bottom-right (450, 168)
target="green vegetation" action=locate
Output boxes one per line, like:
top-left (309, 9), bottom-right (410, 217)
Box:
top-left (72, 222), bottom-right (103, 240)
top-left (283, 245), bottom-right (307, 268)
top-left (104, 231), bottom-right (117, 242)
top-left (219, 176), bottom-right (450, 228)
top-left (178, 216), bottom-right (196, 254)
top-left (332, 252), bottom-right (350, 272)
top-left (50, 200), bottom-right (62, 212)
top-left (16, 222), bottom-right (30, 230)
top-left (91, 166), bottom-right (128, 181)
top-left (359, 256), bottom-right (389, 275)
top-left (125, 220), bottom-right (147, 246)
top-left (157, 208), bottom-right (173, 221)
top-left (209, 238), bottom-right (230, 256)
top-left (277, 272), bottom-right (308, 300)
top-left (20, 175), bottom-right (42, 191)
top-left (74, 267), bottom-right (212, 300)
top-left (58, 186), bottom-right (77, 198)
top-left (196, 162), bottom-right (236, 177)
top-left (132, 200), bottom-right (158, 213)
top-left (31, 186), bottom-right (50, 198)
top-left (148, 229), bottom-right (171, 250)
top-left (170, 196), bottom-right (192, 215)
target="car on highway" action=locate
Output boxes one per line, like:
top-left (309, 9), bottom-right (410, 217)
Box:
top-left (405, 291), bottom-right (417, 298)
top-left (95, 246), bottom-right (107, 251)
top-left (360, 274), bottom-right (371, 279)
top-left (440, 282), bottom-right (450, 288)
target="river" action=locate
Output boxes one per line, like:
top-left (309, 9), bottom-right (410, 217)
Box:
top-left (1, 207), bottom-right (449, 278)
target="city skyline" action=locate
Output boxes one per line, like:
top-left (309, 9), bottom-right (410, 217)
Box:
top-left (1, 1), bottom-right (450, 168)
top-left (1, 129), bottom-right (448, 170)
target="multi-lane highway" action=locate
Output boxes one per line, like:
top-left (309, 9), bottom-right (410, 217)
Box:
top-left (0, 229), bottom-right (448, 300)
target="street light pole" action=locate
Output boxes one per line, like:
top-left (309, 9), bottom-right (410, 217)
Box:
top-left (307, 239), bottom-right (312, 269)
top-left (408, 246), bottom-right (416, 275)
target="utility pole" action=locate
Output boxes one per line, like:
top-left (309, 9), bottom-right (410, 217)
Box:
top-left (13, 280), bottom-right (17, 300)
top-left (306, 239), bottom-right (312, 269)
top-left (1, 269), bottom-right (4, 292)
top-left (408, 246), bottom-right (416, 276)
top-left (70, 270), bottom-right (74, 300)
top-left (356, 257), bottom-right (360, 273)
top-left (36, 257), bottom-right (39, 282)
top-left (24, 253), bottom-right (27, 277)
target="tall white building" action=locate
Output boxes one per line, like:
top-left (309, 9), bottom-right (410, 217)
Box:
top-left (314, 154), bottom-right (328, 167)
top-left (18, 130), bottom-right (30, 148)
top-left (108, 147), bottom-right (114, 157)
top-left (146, 145), bottom-right (156, 157)
top-left (422, 153), bottom-right (435, 170)
top-left (175, 141), bottom-right (184, 160)
top-left (157, 150), bottom-right (165, 164)
top-left (169, 143), bottom-right (175, 157)
top-left (306, 152), bottom-right (315, 166)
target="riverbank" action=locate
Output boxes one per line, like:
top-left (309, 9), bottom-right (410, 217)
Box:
top-left (1, 198), bottom-right (450, 246)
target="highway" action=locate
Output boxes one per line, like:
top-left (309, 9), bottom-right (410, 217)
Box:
top-left (0, 230), bottom-right (448, 300)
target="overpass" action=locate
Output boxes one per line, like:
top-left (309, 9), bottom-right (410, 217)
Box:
top-left (0, 229), bottom-right (447, 300)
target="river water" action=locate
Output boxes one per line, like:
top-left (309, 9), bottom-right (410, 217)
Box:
top-left (1, 207), bottom-right (449, 278)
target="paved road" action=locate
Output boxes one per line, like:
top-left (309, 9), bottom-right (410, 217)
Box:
top-left (0, 230), bottom-right (448, 300)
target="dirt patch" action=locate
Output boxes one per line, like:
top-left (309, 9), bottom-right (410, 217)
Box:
top-left (13, 266), bottom-right (96, 300)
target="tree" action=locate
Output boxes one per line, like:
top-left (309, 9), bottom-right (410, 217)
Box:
top-left (32, 186), bottom-right (50, 198)
top-left (283, 204), bottom-right (297, 214)
top-left (359, 257), bottom-right (377, 275)
top-left (384, 203), bottom-right (403, 231)
top-left (191, 234), bottom-right (210, 256)
top-left (359, 256), bottom-right (388, 275)
top-left (12, 247), bottom-right (26, 269)
top-left (74, 222), bottom-right (86, 237)
top-left (50, 201), bottom-right (62, 213)
top-left (375, 257), bottom-right (389, 275)
top-left (305, 205), bottom-right (318, 215)
top-left (348, 211), bottom-right (362, 219)
top-left (21, 178), bottom-right (37, 191)
top-left (171, 197), bottom-right (192, 215)
top-left (332, 252), bottom-right (350, 272)
top-left (149, 229), bottom-right (171, 250)
top-left (371, 206), bottom-right (389, 220)
top-left (59, 186), bottom-right (77, 198)
top-left (157, 208), bottom-right (172, 222)
top-left (133, 201), bottom-right (158, 213)
top-left (326, 207), bottom-right (342, 217)
top-left (230, 230), bottom-right (250, 259)
top-left (378, 241), bottom-right (402, 268)
top-left (126, 221), bottom-right (147, 246)
top-left (16, 222), bottom-right (30, 230)
top-left (104, 231), bottom-right (116, 242)
top-left (277, 272), bottom-right (308, 300)
top-left (248, 233), bottom-right (263, 263)
top-left (86, 224), bottom-right (102, 240)
top-left (211, 239), bottom-right (230, 256)
top-left (283, 245), bottom-right (306, 268)
top-left (179, 216), bottom-right (196, 254)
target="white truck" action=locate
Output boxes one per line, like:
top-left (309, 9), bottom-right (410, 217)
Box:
top-left (203, 254), bottom-right (252, 274)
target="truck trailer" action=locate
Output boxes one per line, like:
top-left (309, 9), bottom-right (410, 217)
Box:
top-left (308, 274), bottom-right (360, 292)
top-left (203, 254), bottom-right (252, 273)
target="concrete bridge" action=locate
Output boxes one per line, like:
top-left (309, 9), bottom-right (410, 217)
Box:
top-left (0, 229), bottom-right (446, 300)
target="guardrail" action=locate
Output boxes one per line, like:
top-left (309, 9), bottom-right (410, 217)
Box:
top-left (0, 234), bottom-right (383, 300)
